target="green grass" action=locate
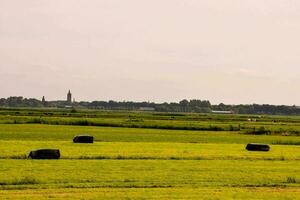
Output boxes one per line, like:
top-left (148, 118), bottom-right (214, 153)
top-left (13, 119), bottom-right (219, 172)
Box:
top-left (0, 110), bottom-right (299, 199)
top-left (1, 108), bottom-right (300, 134)
top-left (0, 187), bottom-right (299, 200)
top-left (0, 141), bottom-right (299, 161)
top-left (0, 160), bottom-right (299, 190)
top-left (1, 124), bottom-right (300, 145)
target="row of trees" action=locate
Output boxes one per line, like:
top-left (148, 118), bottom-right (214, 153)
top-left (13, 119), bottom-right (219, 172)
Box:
top-left (0, 96), bottom-right (299, 115)
top-left (0, 97), bottom-right (43, 107)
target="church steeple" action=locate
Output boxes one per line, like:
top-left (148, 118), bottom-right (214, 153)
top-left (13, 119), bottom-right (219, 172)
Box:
top-left (42, 96), bottom-right (46, 106)
top-left (67, 90), bottom-right (72, 104)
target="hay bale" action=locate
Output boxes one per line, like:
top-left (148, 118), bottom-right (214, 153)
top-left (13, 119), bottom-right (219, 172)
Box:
top-left (28, 149), bottom-right (60, 159)
top-left (73, 135), bottom-right (94, 143)
top-left (246, 143), bottom-right (270, 152)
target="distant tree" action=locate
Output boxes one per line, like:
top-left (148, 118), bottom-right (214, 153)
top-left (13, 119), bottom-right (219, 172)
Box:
top-left (179, 99), bottom-right (189, 112)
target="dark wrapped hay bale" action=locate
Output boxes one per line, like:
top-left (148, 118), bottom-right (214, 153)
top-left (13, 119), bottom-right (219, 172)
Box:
top-left (28, 149), bottom-right (60, 159)
top-left (73, 135), bottom-right (94, 143)
top-left (246, 143), bottom-right (270, 152)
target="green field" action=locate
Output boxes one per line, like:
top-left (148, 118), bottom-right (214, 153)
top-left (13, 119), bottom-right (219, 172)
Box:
top-left (0, 108), bottom-right (299, 199)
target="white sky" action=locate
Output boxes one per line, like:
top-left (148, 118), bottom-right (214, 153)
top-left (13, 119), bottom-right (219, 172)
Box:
top-left (0, 0), bottom-right (300, 105)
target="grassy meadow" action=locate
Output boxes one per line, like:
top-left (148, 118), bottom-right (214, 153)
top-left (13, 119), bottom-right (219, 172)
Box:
top-left (0, 108), bottom-right (299, 199)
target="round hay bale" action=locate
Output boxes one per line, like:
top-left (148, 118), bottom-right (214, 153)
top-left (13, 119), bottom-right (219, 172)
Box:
top-left (246, 143), bottom-right (270, 152)
top-left (28, 149), bottom-right (60, 159)
top-left (73, 135), bottom-right (94, 143)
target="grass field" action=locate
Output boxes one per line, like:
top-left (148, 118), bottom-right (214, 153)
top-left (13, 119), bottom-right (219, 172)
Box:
top-left (1, 187), bottom-right (300, 200)
top-left (0, 108), bottom-right (299, 199)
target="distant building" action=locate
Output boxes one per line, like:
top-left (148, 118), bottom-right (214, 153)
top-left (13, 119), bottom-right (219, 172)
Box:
top-left (67, 90), bottom-right (72, 104)
top-left (42, 96), bottom-right (46, 106)
top-left (139, 107), bottom-right (155, 111)
top-left (212, 110), bottom-right (234, 114)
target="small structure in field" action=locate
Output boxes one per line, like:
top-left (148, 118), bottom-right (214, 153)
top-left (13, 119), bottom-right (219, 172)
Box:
top-left (246, 143), bottom-right (270, 152)
top-left (212, 110), bottom-right (234, 114)
top-left (28, 149), bottom-right (60, 159)
top-left (73, 135), bottom-right (94, 143)
top-left (139, 107), bottom-right (155, 111)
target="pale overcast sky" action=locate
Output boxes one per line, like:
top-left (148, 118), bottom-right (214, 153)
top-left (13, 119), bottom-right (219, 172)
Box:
top-left (0, 0), bottom-right (300, 105)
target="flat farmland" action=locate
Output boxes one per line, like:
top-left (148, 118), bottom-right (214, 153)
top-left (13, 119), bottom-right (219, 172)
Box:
top-left (0, 109), bottom-right (299, 199)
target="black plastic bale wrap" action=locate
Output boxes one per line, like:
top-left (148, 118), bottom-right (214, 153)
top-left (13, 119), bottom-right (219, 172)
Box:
top-left (73, 135), bottom-right (94, 143)
top-left (246, 143), bottom-right (270, 152)
top-left (28, 149), bottom-right (60, 159)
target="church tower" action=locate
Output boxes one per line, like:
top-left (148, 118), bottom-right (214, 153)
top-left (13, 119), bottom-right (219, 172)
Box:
top-left (42, 96), bottom-right (46, 106)
top-left (67, 90), bottom-right (72, 104)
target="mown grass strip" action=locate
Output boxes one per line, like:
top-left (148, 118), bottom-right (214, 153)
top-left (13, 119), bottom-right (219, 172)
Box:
top-left (0, 159), bottom-right (299, 190)
top-left (0, 186), bottom-right (300, 200)
top-left (1, 141), bottom-right (299, 161)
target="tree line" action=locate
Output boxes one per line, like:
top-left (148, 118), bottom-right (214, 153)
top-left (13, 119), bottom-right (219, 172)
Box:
top-left (0, 96), bottom-right (300, 115)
